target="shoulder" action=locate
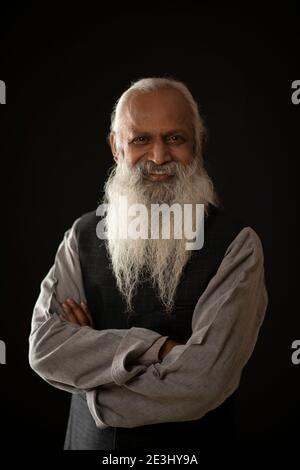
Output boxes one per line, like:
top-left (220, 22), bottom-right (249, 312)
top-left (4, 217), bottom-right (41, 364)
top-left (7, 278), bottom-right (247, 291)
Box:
top-left (225, 226), bottom-right (265, 265)
top-left (206, 203), bottom-right (248, 233)
top-left (67, 209), bottom-right (99, 241)
top-left (72, 209), bottom-right (106, 253)
top-left (76, 209), bottom-right (98, 232)
top-left (205, 203), bottom-right (265, 263)
top-left (203, 203), bottom-right (248, 255)
top-left (59, 210), bottom-right (98, 251)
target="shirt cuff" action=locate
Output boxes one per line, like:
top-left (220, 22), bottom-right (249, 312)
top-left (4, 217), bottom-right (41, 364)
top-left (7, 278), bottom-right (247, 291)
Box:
top-left (111, 327), bottom-right (168, 385)
top-left (135, 336), bottom-right (169, 365)
top-left (86, 390), bottom-right (109, 429)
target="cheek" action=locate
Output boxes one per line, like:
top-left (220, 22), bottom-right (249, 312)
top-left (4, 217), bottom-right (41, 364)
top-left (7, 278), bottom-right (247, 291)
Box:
top-left (171, 144), bottom-right (194, 165)
top-left (123, 146), bottom-right (144, 167)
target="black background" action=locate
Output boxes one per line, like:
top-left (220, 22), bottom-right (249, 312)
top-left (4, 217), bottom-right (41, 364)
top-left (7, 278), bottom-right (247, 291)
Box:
top-left (0, 5), bottom-right (299, 449)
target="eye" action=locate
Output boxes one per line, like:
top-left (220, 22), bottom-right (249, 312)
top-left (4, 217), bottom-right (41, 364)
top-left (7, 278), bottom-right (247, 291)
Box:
top-left (167, 134), bottom-right (184, 144)
top-left (132, 136), bottom-right (149, 144)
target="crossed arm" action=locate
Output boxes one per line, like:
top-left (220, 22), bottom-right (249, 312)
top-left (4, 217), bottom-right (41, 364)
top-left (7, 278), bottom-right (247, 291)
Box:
top-left (60, 299), bottom-right (180, 362)
top-left (86, 226), bottom-right (268, 428)
top-left (29, 217), bottom-right (268, 428)
top-left (29, 218), bottom-right (172, 392)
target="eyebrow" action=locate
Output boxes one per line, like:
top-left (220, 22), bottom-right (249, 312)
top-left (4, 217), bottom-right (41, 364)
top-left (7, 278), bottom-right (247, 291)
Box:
top-left (129, 128), bottom-right (188, 137)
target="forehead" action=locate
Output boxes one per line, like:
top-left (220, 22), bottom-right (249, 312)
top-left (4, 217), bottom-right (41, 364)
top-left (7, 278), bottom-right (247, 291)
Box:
top-left (121, 88), bottom-right (193, 134)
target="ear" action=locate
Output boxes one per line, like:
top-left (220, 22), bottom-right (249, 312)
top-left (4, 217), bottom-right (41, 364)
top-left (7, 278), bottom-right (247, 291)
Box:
top-left (109, 132), bottom-right (119, 163)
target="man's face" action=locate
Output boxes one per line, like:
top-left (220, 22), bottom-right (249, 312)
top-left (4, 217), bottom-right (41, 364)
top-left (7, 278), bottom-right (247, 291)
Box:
top-left (112, 88), bottom-right (195, 182)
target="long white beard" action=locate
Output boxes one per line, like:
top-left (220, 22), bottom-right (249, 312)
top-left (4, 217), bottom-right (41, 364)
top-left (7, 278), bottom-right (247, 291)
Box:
top-left (101, 156), bottom-right (218, 315)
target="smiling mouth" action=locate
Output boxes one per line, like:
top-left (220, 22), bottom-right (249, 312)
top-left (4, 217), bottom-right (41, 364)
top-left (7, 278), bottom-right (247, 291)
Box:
top-left (145, 173), bottom-right (174, 182)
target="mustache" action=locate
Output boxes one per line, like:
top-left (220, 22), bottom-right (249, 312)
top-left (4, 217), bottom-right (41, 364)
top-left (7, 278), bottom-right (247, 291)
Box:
top-left (129, 158), bottom-right (199, 182)
top-left (112, 156), bottom-right (200, 190)
top-left (134, 160), bottom-right (181, 177)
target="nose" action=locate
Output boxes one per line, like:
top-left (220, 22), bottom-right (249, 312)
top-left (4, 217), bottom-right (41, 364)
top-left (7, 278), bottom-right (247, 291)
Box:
top-left (148, 140), bottom-right (171, 165)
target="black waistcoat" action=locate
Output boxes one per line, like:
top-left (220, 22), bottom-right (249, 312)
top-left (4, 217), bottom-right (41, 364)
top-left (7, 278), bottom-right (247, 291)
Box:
top-left (67, 204), bottom-right (246, 450)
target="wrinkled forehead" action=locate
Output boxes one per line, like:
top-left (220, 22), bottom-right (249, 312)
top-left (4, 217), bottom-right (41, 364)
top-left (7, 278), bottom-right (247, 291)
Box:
top-left (119, 88), bottom-right (194, 135)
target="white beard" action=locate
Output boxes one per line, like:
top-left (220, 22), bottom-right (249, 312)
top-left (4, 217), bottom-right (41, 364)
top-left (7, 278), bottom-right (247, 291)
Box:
top-left (101, 156), bottom-right (218, 315)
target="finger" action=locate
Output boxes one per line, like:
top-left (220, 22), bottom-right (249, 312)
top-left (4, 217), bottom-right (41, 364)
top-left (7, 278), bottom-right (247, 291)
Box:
top-left (62, 302), bottom-right (79, 325)
top-left (65, 299), bottom-right (90, 326)
top-left (81, 302), bottom-right (94, 327)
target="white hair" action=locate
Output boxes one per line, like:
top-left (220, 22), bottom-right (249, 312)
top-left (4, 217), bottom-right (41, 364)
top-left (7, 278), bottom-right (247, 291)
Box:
top-left (104, 77), bottom-right (219, 315)
top-left (110, 77), bottom-right (207, 164)
top-left (103, 156), bottom-right (217, 315)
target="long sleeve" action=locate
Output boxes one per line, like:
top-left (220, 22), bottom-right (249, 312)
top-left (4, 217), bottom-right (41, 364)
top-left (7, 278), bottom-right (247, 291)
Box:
top-left (28, 217), bottom-right (169, 393)
top-left (86, 226), bottom-right (268, 428)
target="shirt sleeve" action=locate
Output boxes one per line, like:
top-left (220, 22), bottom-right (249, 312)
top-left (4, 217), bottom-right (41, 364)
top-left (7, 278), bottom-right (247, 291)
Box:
top-left (134, 336), bottom-right (170, 365)
top-left (28, 217), bottom-right (169, 393)
top-left (86, 226), bottom-right (268, 428)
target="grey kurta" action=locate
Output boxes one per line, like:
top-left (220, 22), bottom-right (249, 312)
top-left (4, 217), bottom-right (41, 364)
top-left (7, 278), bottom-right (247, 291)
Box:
top-left (29, 217), bottom-right (268, 430)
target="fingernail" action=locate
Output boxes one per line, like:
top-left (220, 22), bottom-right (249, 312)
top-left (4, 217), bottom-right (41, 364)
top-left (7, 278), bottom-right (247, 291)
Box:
top-left (66, 299), bottom-right (73, 304)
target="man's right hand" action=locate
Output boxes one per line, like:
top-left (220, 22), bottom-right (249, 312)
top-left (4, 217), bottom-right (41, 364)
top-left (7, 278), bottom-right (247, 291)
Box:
top-left (61, 298), bottom-right (94, 328)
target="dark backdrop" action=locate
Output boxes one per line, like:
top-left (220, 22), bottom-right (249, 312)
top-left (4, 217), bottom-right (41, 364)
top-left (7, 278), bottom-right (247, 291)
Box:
top-left (0, 5), bottom-right (299, 449)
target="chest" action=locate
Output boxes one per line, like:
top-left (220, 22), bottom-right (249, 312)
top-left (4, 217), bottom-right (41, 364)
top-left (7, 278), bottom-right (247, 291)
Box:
top-left (80, 240), bottom-right (221, 343)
